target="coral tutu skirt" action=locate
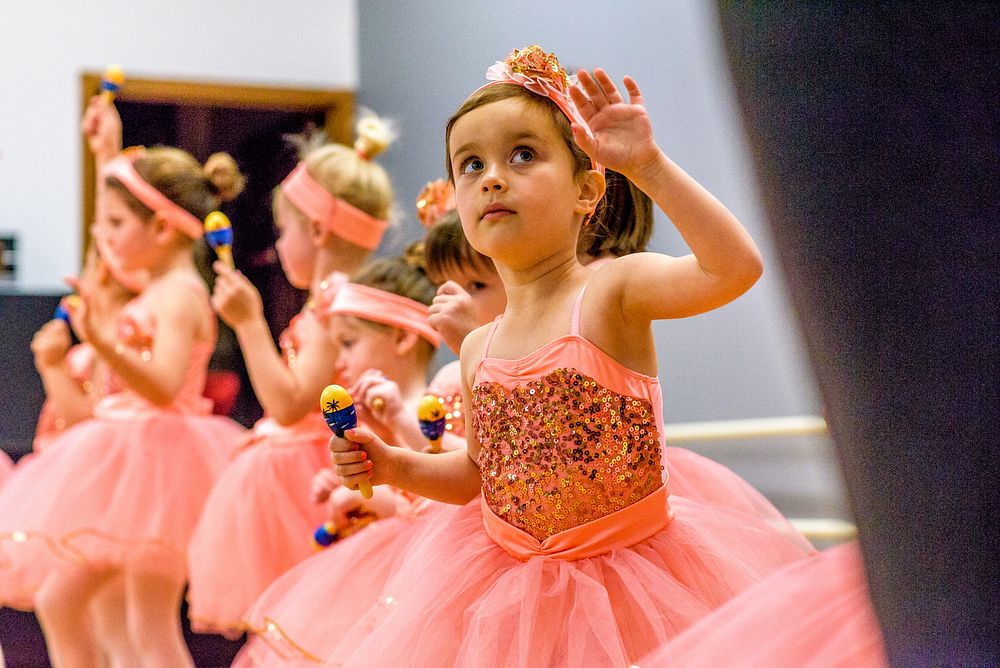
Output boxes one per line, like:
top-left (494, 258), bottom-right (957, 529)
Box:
top-left (0, 407), bottom-right (241, 610)
top-left (305, 486), bottom-right (808, 667)
top-left (641, 542), bottom-right (888, 667)
top-left (186, 415), bottom-right (334, 635)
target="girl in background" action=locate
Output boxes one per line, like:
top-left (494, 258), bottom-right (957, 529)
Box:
top-left (185, 113), bottom-right (397, 638)
top-left (234, 247), bottom-right (459, 666)
top-left (0, 95), bottom-right (245, 666)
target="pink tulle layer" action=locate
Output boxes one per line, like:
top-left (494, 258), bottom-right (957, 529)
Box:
top-left (235, 503), bottom-right (452, 666)
top-left (642, 542), bottom-right (888, 667)
top-left (234, 448), bottom-right (812, 665)
top-left (319, 495), bottom-right (806, 667)
top-left (0, 413), bottom-right (241, 610)
top-left (186, 428), bottom-right (333, 635)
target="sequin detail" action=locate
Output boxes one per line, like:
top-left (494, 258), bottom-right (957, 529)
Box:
top-left (474, 367), bottom-right (663, 541)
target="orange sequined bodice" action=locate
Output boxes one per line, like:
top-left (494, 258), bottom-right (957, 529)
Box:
top-left (473, 288), bottom-right (666, 542)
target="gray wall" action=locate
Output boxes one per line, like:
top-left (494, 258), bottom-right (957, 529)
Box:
top-left (358, 1), bottom-right (849, 520)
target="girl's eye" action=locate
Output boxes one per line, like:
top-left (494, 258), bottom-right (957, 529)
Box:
top-left (338, 338), bottom-right (355, 349)
top-left (511, 148), bottom-right (534, 164)
top-left (460, 158), bottom-right (484, 175)
top-left (469, 281), bottom-right (488, 293)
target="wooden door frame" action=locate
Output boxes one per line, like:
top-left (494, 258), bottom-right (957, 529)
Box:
top-left (80, 73), bottom-right (354, 258)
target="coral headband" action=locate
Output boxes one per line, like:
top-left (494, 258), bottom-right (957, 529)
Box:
top-left (329, 283), bottom-right (440, 348)
top-left (101, 153), bottom-right (204, 239)
top-left (280, 162), bottom-right (388, 250)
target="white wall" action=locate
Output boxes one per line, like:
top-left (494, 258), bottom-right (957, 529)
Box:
top-left (0, 0), bottom-right (358, 291)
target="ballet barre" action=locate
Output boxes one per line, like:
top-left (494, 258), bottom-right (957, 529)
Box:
top-left (663, 414), bottom-right (827, 442)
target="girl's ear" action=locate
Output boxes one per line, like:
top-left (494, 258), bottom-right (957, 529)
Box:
top-left (574, 169), bottom-right (606, 219)
top-left (149, 212), bottom-right (174, 243)
top-left (393, 329), bottom-right (420, 356)
top-left (310, 218), bottom-right (330, 245)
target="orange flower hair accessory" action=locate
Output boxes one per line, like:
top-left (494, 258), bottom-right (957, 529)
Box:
top-left (415, 179), bottom-right (455, 229)
top-left (481, 45), bottom-right (603, 173)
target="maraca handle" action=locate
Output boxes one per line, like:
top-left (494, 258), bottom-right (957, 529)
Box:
top-left (357, 480), bottom-right (373, 499)
top-left (216, 246), bottom-right (234, 269)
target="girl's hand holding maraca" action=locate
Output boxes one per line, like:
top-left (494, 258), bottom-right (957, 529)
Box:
top-left (324, 385), bottom-right (401, 498)
top-left (81, 93), bottom-right (123, 165)
top-left (210, 262), bottom-right (264, 329)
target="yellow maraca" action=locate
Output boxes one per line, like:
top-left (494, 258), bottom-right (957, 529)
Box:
top-left (417, 394), bottom-right (446, 454)
top-left (99, 65), bottom-right (125, 104)
top-left (321, 385), bottom-right (372, 499)
top-left (204, 211), bottom-right (235, 269)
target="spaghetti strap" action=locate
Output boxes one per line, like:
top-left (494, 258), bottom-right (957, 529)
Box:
top-left (481, 316), bottom-right (503, 358)
top-left (569, 282), bottom-right (589, 337)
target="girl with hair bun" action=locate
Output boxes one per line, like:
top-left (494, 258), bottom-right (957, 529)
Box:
top-left (186, 111), bottom-right (400, 638)
top-left (0, 95), bottom-right (247, 667)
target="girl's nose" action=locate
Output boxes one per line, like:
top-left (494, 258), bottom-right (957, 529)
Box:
top-left (480, 166), bottom-right (507, 193)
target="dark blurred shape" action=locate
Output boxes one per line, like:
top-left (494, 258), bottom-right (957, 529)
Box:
top-left (718, 5), bottom-right (998, 666)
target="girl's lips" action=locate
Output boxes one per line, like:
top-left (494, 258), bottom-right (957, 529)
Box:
top-left (481, 204), bottom-right (514, 221)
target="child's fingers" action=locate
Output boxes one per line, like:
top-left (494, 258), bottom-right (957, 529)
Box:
top-left (592, 68), bottom-right (623, 105)
top-left (436, 280), bottom-right (463, 296)
top-left (335, 459), bottom-right (372, 478)
top-left (574, 69), bottom-right (606, 110)
top-left (622, 75), bottom-right (644, 106)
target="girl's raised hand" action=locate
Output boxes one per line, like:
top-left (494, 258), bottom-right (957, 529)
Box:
top-left (350, 369), bottom-right (404, 423)
top-left (329, 426), bottom-right (397, 493)
top-left (210, 261), bottom-right (264, 329)
top-left (310, 467), bottom-right (340, 503)
top-left (428, 281), bottom-right (479, 356)
top-left (31, 320), bottom-right (72, 370)
top-left (569, 69), bottom-right (661, 180)
top-left (81, 95), bottom-right (123, 164)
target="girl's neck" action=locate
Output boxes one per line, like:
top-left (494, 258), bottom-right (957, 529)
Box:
top-left (145, 247), bottom-right (196, 283)
top-left (498, 251), bottom-right (587, 316)
top-left (310, 245), bottom-right (369, 293)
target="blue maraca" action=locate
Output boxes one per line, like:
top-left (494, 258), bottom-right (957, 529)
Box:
top-left (204, 211), bottom-right (234, 269)
top-left (313, 521), bottom-right (339, 549)
top-left (52, 295), bottom-right (81, 323)
top-left (417, 394), bottom-right (446, 454)
top-left (321, 385), bottom-right (372, 499)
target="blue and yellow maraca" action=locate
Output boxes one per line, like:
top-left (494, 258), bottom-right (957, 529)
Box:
top-left (321, 385), bottom-right (373, 499)
top-left (100, 65), bottom-right (125, 104)
top-left (204, 211), bottom-right (235, 269)
top-left (52, 295), bottom-right (81, 323)
top-left (417, 394), bottom-right (446, 454)
top-left (312, 521), bottom-right (339, 549)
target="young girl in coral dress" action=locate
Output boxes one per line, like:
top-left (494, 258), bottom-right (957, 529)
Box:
top-left (185, 114), bottom-right (398, 637)
top-left (232, 196), bottom-right (466, 666)
top-left (323, 46), bottom-right (811, 666)
top-left (0, 96), bottom-right (245, 666)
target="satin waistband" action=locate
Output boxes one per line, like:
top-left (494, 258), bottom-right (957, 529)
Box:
top-left (481, 485), bottom-right (673, 562)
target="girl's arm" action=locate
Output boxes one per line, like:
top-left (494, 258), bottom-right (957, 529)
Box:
top-left (330, 326), bottom-right (489, 504)
top-left (79, 279), bottom-right (198, 406)
top-left (212, 262), bottom-right (338, 425)
top-left (571, 69), bottom-right (763, 321)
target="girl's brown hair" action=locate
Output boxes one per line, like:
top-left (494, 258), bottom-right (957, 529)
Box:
top-left (106, 147), bottom-right (243, 222)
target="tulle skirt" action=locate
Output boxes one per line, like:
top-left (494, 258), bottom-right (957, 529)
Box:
top-left (235, 449), bottom-right (812, 665)
top-left (235, 501), bottom-right (451, 666)
top-left (0, 411), bottom-right (242, 610)
top-left (665, 446), bottom-right (813, 552)
top-left (641, 542), bottom-right (888, 667)
top-left (304, 489), bottom-right (807, 668)
top-left (186, 417), bottom-right (333, 635)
